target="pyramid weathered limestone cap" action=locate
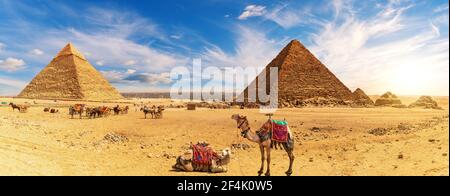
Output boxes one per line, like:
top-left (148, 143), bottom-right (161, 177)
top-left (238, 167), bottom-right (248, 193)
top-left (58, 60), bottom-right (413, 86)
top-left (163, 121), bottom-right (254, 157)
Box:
top-left (54, 42), bottom-right (87, 61)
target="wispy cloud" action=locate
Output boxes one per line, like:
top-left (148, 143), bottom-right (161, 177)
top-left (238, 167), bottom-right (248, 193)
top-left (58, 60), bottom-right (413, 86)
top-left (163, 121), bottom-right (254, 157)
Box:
top-left (309, 1), bottom-right (449, 95)
top-left (434, 3), bottom-right (449, 13)
top-left (238, 5), bottom-right (267, 20)
top-left (202, 26), bottom-right (281, 68)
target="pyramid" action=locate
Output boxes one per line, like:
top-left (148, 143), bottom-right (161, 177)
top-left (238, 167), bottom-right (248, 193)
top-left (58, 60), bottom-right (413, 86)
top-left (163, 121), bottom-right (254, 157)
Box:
top-left (17, 43), bottom-right (123, 100)
top-left (408, 96), bottom-right (442, 110)
top-left (353, 88), bottom-right (374, 106)
top-left (374, 91), bottom-right (404, 107)
top-left (239, 40), bottom-right (354, 107)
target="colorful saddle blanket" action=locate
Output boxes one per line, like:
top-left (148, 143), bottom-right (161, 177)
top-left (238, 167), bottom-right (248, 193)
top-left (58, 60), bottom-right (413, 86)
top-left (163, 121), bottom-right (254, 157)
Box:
top-left (271, 120), bottom-right (289, 142)
top-left (192, 144), bottom-right (218, 165)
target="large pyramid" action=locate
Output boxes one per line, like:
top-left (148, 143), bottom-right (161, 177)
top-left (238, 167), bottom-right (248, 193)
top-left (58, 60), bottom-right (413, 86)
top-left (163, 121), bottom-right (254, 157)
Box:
top-left (239, 39), bottom-right (354, 107)
top-left (17, 43), bottom-right (123, 100)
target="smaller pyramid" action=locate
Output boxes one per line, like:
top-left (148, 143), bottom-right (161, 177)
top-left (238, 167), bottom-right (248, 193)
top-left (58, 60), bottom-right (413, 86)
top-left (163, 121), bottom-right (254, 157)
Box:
top-left (18, 43), bottom-right (123, 100)
top-left (409, 96), bottom-right (442, 110)
top-left (375, 91), bottom-right (404, 107)
top-left (352, 88), bottom-right (374, 106)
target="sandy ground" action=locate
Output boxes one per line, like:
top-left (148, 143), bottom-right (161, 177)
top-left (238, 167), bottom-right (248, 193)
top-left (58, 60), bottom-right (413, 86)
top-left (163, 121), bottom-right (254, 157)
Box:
top-left (0, 96), bottom-right (448, 176)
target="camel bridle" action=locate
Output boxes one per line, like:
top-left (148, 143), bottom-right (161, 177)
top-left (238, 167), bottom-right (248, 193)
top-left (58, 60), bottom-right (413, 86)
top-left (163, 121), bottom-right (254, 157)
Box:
top-left (236, 116), bottom-right (250, 137)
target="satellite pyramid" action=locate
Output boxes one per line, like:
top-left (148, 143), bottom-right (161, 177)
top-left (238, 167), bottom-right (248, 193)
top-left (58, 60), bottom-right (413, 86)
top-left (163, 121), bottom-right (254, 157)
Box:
top-left (374, 91), bottom-right (406, 108)
top-left (239, 40), bottom-right (354, 107)
top-left (408, 96), bottom-right (442, 110)
top-left (353, 88), bottom-right (374, 106)
top-left (17, 43), bottom-right (123, 100)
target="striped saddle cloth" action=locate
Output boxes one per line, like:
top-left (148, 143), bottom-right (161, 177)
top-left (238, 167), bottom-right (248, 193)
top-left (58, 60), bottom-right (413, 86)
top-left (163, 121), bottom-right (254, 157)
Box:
top-left (191, 144), bottom-right (218, 165)
top-left (271, 120), bottom-right (290, 142)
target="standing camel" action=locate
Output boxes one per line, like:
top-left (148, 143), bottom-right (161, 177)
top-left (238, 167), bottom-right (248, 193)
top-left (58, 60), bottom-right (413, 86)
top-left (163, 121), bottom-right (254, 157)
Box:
top-left (231, 114), bottom-right (295, 176)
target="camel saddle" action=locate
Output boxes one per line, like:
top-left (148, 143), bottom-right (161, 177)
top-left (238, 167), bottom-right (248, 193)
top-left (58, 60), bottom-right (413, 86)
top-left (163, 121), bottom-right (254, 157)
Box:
top-left (256, 119), bottom-right (290, 142)
top-left (271, 120), bottom-right (289, 142)
top-left (191, 144), bottom-right (218, 166)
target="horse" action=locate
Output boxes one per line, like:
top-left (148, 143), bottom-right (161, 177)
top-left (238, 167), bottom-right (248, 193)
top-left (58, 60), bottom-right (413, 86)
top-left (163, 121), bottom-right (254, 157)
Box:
top-left (9, 103), bottom-right (29, 113)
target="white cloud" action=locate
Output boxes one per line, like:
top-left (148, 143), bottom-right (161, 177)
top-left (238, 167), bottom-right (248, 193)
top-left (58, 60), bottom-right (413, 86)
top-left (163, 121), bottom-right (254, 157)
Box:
top-left (126, 69), bottom-right (136, 74)
top-left (309, 2), bottom-right (449, 96)
top-left (200, 26), bottom-right (284, 92)
top-left (100, 70), bottom-right (128, 83)
top-left (0, 7), bottom-right (187, 73)
top-left (202, 26), bottom-right (280, 68)
top-left (30, 48), bottom-right (44, 55)
top-left (96, 60), bottom-right (105, 66)
top-left (238, 5), bottom-right (266, 20)
top-left (238, 4), bottom-right (316, 29)
top-left (0, 57), bottom-right (26, 72)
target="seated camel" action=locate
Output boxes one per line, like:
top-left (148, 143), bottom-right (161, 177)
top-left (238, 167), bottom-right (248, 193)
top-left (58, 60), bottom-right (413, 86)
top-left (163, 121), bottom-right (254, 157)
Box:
top-left (172, 143), bottom-right (231, 173)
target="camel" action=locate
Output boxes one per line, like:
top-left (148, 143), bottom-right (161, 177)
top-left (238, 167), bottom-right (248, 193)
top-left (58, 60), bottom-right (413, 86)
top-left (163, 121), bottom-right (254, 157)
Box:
top-left (69, 104), bottom-right (85, 119)
top-left (231, 114), bottom-right (295, 176)
top-left (44, 108), bottom-right (59, 113)
top-left (141, 106), bottom-right (156, 119)
top-left (172, 144), bottom-right (231, 173)
top-left (154, 105), bottom-right (164, 119)
top-left (113, 105), bottom-right (129, 115)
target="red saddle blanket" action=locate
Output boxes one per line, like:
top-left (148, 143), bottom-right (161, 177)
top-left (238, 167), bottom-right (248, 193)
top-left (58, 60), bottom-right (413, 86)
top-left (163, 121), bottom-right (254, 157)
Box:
top-left (271, 120), bottom-right (289, 142)
top-left (192, 144), bottom-right (218, 165)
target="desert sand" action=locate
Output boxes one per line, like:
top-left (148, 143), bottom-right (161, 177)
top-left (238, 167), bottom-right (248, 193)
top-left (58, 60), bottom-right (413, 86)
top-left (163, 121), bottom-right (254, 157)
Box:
top-left (0, 96), bottom-right (448, 176)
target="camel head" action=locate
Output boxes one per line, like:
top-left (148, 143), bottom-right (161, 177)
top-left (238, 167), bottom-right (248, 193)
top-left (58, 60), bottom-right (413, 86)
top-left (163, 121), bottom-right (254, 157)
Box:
top-left (231, 114), bottom-right (242, 121)
top-left (231, 114), bottom-right (250, 137)
top-left (216, 148), bottom-right (231, 166)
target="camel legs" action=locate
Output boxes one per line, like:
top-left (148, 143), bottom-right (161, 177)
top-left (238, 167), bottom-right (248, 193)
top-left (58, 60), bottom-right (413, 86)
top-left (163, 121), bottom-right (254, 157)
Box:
top-left (258, 145), bottom-right (265, 176)
top-left (265, 147), bottom-right (271, 176)
top-left (283, 143), bottom-right (294, 176)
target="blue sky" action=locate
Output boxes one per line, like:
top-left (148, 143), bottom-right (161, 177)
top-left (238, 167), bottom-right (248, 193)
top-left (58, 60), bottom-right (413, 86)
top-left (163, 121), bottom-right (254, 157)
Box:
top-left (0, 0), bottom-right (448, 95)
